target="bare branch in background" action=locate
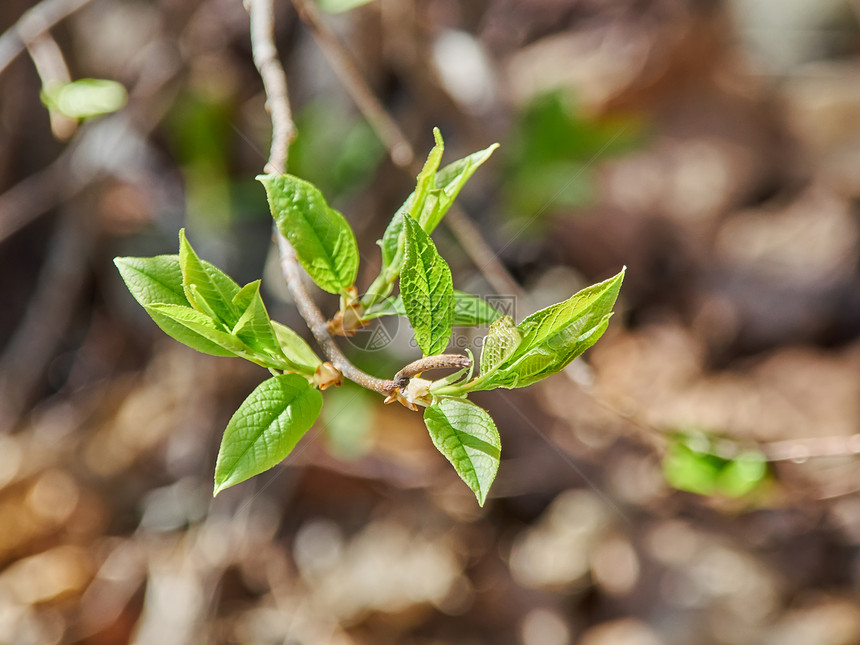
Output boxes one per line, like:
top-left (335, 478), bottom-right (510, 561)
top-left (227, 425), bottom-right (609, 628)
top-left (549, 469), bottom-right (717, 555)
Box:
top-left (25, 31), bottom-right (76, 139)
top-left (0, 44), bottom-right (181, 244)
top-left (0, 0), bottom-right (94, 75)
top-left (290, 0), bottom-right (415, 169)
top-left (0, 210), bottom-right (89, 427)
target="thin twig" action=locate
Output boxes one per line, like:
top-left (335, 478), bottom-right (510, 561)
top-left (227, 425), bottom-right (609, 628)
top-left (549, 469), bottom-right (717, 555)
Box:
top-left (26, 32), bottom-right (76, 138)
top-left (248, 0), bottom-right (295, 174)
top-left (762, 434), bottom-right (860, 462)
top-left (0, 208), bottom-right (89, 427)
top-left (277, 235), bottom-right (396, 395)
top-left (393, 354), bottom-right (471, 384)
top-left (247, 0), bottom-right (395, 396)
top-left (0, 0), bottom-right (94, 75)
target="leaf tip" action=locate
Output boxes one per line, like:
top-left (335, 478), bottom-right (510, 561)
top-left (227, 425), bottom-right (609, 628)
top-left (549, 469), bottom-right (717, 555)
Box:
top-left (432, 127), bottom-right (444, 147)
top-left (213, 480), bottom-right (227, 497)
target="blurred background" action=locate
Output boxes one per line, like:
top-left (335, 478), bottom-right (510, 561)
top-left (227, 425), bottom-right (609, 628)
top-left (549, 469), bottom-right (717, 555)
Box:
top-left (2, 0), bottom-right (860, 643)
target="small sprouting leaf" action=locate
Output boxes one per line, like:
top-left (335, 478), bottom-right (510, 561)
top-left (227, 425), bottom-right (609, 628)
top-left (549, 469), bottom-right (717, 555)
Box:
top-left (231, 281), bottom-right (287, 361)
top-left (378, 129), bottom-right (445, 271)
top-left (378, 135), bottom-right (498, 275)
top-left (424, 398), bottom-right (501, 506)
top-left (400, 216), bottom-right (454, 356)
top-left (40, 78), bottom-right (127, 119)
top-left (214, 374), bottom-right (323, 494)
top-left (179, 229), bottom-right (241, 326)
top-left (475, 269), bottom-right (624, 390)
top-left (480, 316), bottom-right (522, 375)
top-left (258, 173), bottom-right (359, 294)
top-left (145, 303), bottom-right (249, 356)
top-left (452, 291), bottom-right (503, 325)
top-left (114, 255), bottom-right (234, 357)
top-left (420, 142), bottom-right (499, 234)
top-left (272, 321), bottom-right (323, 374)
top-left (409, 127), bottom-right (445, 219)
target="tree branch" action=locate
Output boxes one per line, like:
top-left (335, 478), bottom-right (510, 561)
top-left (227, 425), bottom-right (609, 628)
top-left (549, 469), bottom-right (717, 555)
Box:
top-left (247, 0), bottom-right (295, 174)
top-left (277, 235), bottom-right (396, 395)
top-left (247, 0), bottom-right (396, 396)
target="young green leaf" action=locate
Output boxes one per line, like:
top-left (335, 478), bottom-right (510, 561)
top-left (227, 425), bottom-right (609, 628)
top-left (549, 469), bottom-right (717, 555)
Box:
top-left (480, 316), bottom-right (522, 375)
top-left (115, 255), bottom-right (234, 357)
top-left (272, 322), bottom-right (323, 375)
top-left (378, 130), bottom-right (445, 272)
top-left (178, 229), bottom-right (243, 326)
top-left (410, 128), bottom-right (445, 220)
top-left (364, 290), bottom-right (501, 326)
top-left (258, 173), bottom-right (359, 294)
top-left (375, 137), bottom-right (499, 297)
top-left (114, 255), bottom-right (188, 308)
top-left (424, 398), bottom-right (501, 506)
top-left (400, 216), bottom-right (454, 356)
top-left (214, 374), bottom-right (323, 494)
top-left (419, 142), bottom-right (499, 234)
top-left (144, 303), bottom-right (250, 357)
top-left (40, 78), bottom-right (127, 119)
top-left (473, 269), bottom-right (624, 390)
top-left (231, 281), bottom-right (288, 362)
top-left (452, 291), bottom-right (503, 325)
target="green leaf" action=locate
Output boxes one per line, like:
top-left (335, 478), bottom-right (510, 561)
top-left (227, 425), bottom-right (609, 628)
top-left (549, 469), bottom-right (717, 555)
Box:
top-left (364, 290), bottom-right (501, 326)
top-left (378, 130), bottom-right (445, 272)
top-left (409, 128), bottom-right (445, 220)
top-left (453, 292), bottom-right (503, 325)
top-left (377, 136), bottom-right (498, 280)
top-left (258, 173), bottom-right (359, 294)
top-left (272, 321), bottom-right (323, 374)
top-left (214, 374), bottom-right (323, 494)
top-left (662, 441), bottom-right (723, 496)
top-left (41, 78), bottom-right (127, 119)
top-left (480, 316), bottom-right (522, 375)
top-left (423, 398), bottom-right (501, 506)
top-left (179, 229), bottom-right (241, 325)
top-left (145, 303), bottom-right (250, 357)
top-left (114, 255), bottom-right (234, 357)
top-left (420, 142), bottom-right (499, 234)
top-left (662, 436), bottom-right (768, 498)
top-left (474, 269), bottom-right (624, 390)
top-left (400, 216), bottom-right (454, 356)
top-left (716, 452), bottom-right (768, 498)
top-left (231, 281), bottom-right (288, 362)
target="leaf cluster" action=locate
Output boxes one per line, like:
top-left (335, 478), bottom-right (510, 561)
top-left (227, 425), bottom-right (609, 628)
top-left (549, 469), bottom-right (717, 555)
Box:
top-left (115, 129), bottom-right (625, 505)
